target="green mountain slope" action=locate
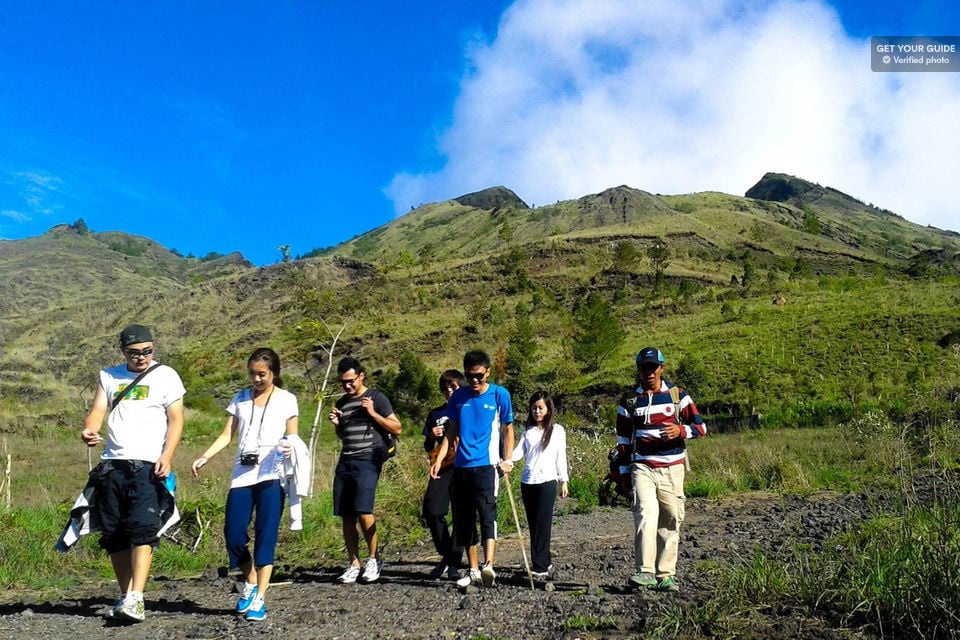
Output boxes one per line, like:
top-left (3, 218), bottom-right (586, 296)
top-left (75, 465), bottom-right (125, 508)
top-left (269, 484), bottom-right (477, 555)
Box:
top-left (0, 222), bottom-right (253, 317)
top-left (1, 175), bottom-right (958, 429)
top-left (322, 176), bottom-right (958, 280)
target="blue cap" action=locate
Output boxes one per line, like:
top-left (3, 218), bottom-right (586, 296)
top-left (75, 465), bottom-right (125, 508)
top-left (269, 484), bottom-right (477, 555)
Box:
top-left (636, 347), bottom-right (664, 366)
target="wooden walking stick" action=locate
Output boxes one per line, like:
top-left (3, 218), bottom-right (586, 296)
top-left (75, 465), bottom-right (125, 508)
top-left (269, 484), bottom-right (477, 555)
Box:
top-left (503, 471), bottom-right (535, 590)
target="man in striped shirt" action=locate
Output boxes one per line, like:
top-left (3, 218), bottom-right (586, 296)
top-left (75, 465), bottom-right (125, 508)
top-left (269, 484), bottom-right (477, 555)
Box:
top-left (616, 347), bottom-right (706, 593)
top-left (329, 357), bottom-right (402, 585)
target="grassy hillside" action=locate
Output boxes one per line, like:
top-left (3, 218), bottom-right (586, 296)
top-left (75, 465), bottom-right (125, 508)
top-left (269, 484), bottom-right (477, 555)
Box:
top-left (1, 174), bottom-right (958, 431)
top-left (1, 177), bottom-right (959, 640)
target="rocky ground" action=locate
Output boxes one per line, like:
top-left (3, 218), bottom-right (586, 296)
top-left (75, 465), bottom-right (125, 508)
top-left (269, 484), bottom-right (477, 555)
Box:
top-left (0, 490), bottom-right (888, 640)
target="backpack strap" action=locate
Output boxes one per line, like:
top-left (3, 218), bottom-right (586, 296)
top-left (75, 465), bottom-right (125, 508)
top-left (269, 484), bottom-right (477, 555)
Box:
top-left (669, 386), bottom-right (681, 419)
top-left (623, 393), bottom-right (639, 459)
top-left (668, 385), bottom-right (691, 471)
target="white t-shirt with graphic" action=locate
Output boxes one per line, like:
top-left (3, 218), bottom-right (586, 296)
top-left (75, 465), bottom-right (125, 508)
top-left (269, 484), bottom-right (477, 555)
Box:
top-left (100, 362), bottom-right (186, 463)
top-left (227, 387), bottom-right (299, 489)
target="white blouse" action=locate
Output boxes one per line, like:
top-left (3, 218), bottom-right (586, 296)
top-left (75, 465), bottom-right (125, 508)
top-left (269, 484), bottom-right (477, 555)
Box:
top-left (510, 423), bottom-right (569, 485)
top-left (226, 387), bottom-right (299, 489)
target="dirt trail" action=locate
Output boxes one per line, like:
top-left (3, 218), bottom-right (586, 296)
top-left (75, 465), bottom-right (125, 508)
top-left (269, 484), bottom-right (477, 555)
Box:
top-left (0, 490), bottom-right (880, 639)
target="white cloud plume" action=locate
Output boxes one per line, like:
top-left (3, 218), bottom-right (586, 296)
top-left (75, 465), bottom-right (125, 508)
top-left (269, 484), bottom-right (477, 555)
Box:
top-left (1, 209), bottom-right (31, 223)
top-left (387, 0), bottom-right (960, 232)
top-left (7, 170), bottom-right (65, 218)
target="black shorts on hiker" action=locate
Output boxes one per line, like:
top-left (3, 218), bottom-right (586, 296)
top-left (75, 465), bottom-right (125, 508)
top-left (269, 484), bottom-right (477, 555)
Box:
top-left (452, 465), bottom-right (498, 548)
top-left (94, 459), bottom-right (164, 554)
top-left (333, 455), bottom-right (382, 516)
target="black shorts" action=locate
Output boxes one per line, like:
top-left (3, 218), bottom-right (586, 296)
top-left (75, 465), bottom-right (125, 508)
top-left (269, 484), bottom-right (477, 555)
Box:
top-left (452, 465), bottom-right (498, 547)
top-left (93, 460), bottom-right (165, 554)
top-left (333, 455), bottom-right (382, 516)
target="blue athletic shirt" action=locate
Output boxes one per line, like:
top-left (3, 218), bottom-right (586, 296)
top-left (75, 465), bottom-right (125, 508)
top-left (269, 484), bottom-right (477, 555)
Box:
top-left (445, 383), bottom-right (514, 468)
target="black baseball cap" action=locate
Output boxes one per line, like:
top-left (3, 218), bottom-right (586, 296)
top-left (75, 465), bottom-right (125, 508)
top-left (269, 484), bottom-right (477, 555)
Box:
top-left (636, 346), bottom-right (664, 367)
top-left (119, 324), bottom-right (154, 347)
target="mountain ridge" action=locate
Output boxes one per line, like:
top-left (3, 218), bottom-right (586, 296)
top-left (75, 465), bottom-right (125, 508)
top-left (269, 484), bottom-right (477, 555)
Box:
top-left (2, 173), bottom-right (958, 423)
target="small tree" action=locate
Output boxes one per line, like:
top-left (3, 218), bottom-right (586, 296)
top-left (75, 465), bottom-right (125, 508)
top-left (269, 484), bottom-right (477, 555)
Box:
top-left (802, 207), bottom-right (821, 235)
top-left (377, 351), bottom-right (440, 425)
top-left (505, 302), bottom-right (537, 401)
top-left (675, 355), bottom-right (709, 397)
top-left (499, 217), bottom-right (514, 245)
top-left (648, 240), bottom-right (670, 291)
top-left (612, 240), bottom-right (641, 271)
top-left (572, 293), bottom-right (626, 371)
top-left (72, 218), bottom-right (91, 235)
top-left (741, 251), bottom-right (757, 291)
top-left (279, 260), bottom-right (347, 495)
top-left (418, 242), bottom-right (436, 269)
top-left (493, 346), bottom-right (507, 384)
top-left (549, 341), bottom-right (581, 398)
top-left (497, 246), bottom-right (530, 293)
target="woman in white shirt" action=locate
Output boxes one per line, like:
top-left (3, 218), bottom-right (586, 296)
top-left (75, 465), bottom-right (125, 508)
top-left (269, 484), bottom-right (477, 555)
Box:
top-left (191, 347), bottom-right (298, 622)
top-left (510, 390), bottom-right (569, 580)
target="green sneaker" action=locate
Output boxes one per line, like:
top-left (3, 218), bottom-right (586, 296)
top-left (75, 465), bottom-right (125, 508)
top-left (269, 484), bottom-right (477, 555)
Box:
top-left (628, 571), bottom-right (658, 588)
top-left (655, 576), bottom-right (679, 592)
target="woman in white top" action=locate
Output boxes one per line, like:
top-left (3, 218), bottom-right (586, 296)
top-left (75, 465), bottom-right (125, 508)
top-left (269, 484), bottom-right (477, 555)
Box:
top-left (191, 347), bottom-right (298, 622)
top-left (510, 390), bottom-right (569, 579)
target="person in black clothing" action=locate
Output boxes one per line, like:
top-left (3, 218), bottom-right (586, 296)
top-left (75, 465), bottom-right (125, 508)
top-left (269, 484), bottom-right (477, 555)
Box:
top-left (421, 369), bottom-right (466, 579)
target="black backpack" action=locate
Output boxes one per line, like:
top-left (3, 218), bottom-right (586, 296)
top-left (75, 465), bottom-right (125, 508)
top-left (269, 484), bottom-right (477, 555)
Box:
top-left (379, 429), bottom-right (398, 460)
top-left (355, 390), bottom-right (399, 461)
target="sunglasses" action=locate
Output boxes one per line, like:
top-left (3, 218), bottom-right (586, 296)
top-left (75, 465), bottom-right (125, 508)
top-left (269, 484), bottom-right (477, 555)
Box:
top-left (338, 376), bottom-right (361, 386)
top-left (465, 370), bottom-right (487, 381)
top-left (125, 347), bottom-right (154, 359)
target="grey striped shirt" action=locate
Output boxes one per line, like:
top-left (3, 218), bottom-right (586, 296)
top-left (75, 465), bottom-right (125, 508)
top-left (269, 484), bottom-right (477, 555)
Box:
top-left (335, 389), bottom-right (394, 458)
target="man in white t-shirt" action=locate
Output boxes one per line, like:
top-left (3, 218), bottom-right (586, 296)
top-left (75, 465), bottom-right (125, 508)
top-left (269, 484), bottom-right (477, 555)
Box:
top-left (80, 324), bottom-right (185, 623)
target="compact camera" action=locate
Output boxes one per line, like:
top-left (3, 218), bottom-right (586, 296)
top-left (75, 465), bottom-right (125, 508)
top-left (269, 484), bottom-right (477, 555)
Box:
top-left (240, 452), bottom-right (259, 466)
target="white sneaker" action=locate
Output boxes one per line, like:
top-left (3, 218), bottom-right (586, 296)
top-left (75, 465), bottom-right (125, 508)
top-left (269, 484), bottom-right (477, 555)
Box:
top-left (456, 568), bottom-right (482, 588)
top-left (337, 564), bottom-right (361, 584)
top-left (481, 563), bottom-right (496, 588)
top-left (116, 595), bottom-right (145, 622)
top-left (361, 557), bottom-right (383, 582)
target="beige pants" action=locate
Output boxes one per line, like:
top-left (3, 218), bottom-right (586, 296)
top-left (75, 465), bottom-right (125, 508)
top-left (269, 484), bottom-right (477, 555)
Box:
top-left (631, 463), bottom-right (686, 578)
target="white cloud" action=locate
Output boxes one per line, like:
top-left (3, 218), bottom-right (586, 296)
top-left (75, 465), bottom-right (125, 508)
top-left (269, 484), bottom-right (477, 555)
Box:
top-left (387, 0), bottom-right (960, 232)
top-left (10, 170), bottom-right (65, 217)
top-left (1, 209), bottom-right (31, 223)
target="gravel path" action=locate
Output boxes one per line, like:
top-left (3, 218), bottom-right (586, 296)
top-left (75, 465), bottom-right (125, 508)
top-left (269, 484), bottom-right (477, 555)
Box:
top-left (0, 490), bottom-right (884, 640)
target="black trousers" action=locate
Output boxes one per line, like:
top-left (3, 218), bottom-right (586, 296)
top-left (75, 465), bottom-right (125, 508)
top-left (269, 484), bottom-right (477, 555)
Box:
top-left (520, 480), bottom-right (557, 573)
top-left (422, 468), bottom-right (463, 567)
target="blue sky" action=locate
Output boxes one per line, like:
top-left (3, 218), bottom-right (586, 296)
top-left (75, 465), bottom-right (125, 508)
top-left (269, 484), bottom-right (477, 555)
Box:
top-left (1, 1), bottom-right (958, 266)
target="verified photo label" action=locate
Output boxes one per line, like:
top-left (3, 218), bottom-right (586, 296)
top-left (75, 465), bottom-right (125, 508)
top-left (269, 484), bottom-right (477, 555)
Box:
top-left (872, 36), bottom-right (960, 72)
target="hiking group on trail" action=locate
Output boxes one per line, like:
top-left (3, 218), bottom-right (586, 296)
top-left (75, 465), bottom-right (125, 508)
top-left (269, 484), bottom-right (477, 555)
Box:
top-left (65, 323), bottom-right (706, 624)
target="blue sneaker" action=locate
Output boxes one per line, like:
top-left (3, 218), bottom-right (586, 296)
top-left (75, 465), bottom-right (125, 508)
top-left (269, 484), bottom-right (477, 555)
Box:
top-left (236, 584), bottom-right (258, 613)
top-left (244, 595), bottom-right (266, 621)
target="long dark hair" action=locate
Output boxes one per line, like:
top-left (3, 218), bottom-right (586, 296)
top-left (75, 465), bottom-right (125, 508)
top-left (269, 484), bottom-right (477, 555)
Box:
top-left (525, 390), bottom-right (555, 449)
top-left (248, 347), bottom-right (283, 388)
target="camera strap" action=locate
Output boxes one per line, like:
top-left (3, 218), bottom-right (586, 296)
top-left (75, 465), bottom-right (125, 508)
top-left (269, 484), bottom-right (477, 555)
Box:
top-left (241, 387), bottom-right (274, 453)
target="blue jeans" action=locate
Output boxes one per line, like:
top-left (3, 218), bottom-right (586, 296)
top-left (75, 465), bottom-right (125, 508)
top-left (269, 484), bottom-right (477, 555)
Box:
top-left (224, 479), bottom-right (285, 568)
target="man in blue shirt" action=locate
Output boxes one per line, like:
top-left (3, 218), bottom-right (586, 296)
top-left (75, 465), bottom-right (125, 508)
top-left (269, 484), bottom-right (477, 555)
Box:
top-left (430, 350), bottom-right (514, 589)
